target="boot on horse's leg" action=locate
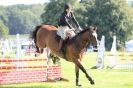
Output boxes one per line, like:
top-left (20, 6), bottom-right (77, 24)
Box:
top-left (58, 38), bottom-right (64, 55)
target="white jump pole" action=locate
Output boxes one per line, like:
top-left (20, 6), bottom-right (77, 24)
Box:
top-left (96, 35), bottom-right (105, 69)
top-left (16, 34), bottom-right (22, 58)
top-left (16, 34), bottom-right (23, 71)
top-left (108, 36), bottom-right (117, 68)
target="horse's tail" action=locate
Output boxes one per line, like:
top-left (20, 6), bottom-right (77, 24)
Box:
top-left (31, 25), bottom-right (42, 40)
top-left (31, 25), bottom-right (42, 54)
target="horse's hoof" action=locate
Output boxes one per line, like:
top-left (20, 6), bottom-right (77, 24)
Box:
top-left (90, 80), bottom-right (95, 85)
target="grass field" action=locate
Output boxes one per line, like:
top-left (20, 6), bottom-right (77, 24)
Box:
top-left (0, 52), bottom-right (133, 88)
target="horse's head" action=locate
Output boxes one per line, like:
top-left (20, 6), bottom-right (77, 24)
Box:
top-left (86, 26), bottom-right (98, 52)
top-left (75, 26), bottom-right (98, 52)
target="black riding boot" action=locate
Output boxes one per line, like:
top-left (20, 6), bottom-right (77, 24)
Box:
top-left (58, 38), bottom-right (64, 54)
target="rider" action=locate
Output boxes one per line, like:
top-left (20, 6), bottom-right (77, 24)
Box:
top-left (57, 3), bottom-right (82, 54)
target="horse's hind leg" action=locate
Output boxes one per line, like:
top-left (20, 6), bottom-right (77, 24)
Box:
top-left (36, 45), bottom-right (40, 53)
top-left (34, 39), bottom-right (40, 53)
top-left (74, 59), bottom-right (95, 85)
top-left (34, 45), bottom-right (43, 56)
top-left (34, 44), bottom-right (39, 57)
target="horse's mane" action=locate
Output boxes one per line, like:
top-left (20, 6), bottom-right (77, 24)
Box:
top-left (76, 26), bottom-right (95, 36)
top-left (67, 28), bottom-right (89, 45)
top-left (73, 28), bottom-right (90, 39)
top-left (77, 28), bottom-right (89, 35)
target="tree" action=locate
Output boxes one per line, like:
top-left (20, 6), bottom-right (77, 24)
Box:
top-left (83, 0), bottom-right (133, 50)
top-left (0, 4), bottom-right (44, 35)
top-left (41, 0), bottom-right (78, 25)
top-left (0, 6), bottom-right (9, 27)
top-left (6, 4), bottom-right (44, 34)
top-left (74, 1), bottom-right (95, 28)
top-left (0, 20), bottom-right (9, 39)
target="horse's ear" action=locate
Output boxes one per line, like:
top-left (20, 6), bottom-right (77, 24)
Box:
top-left (89, 26), bottom-right (96, 31)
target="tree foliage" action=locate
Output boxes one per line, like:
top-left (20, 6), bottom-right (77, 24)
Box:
top-left (83, 0), bottom-right (133, 50)
top-left (41, 0), bottom-right (78, 25)
top-left (0, 20), bottom-right (9, 39)
top-left (0, 4), bottom-right (44, 35)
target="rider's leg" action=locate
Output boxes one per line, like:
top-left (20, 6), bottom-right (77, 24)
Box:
top-left (57, 26), bottom-right (67, 53)
top-left (58, 38), bottom-right (63, 53)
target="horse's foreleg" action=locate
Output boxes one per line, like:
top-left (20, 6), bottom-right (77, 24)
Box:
top-left (75, 65), bottom-right (81, 86)
top-left (74, 59), bottom-right (95, 85)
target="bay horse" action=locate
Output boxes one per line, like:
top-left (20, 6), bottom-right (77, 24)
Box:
top-left (32, 24), bottom-right (98, 86)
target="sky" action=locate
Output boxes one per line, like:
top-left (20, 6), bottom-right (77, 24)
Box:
top-left (0, 0), bottom-right (49, 6)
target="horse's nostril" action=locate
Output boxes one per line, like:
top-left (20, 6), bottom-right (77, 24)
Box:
top-left (93, 46), bottom-right (98, 52)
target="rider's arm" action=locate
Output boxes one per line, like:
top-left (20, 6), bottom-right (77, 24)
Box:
top-left (64, 16), bottom-right (72, 29)
top-left (71, 12), bottom-right (80, 28)
top-left (71, 12), bottom-right (82, 32)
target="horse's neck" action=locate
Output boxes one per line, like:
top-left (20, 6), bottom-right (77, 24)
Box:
top-left (75, 35), bottom-right (88, 50)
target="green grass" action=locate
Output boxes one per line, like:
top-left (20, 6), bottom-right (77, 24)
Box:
top-left (0, 52), bottom-right (133, 88)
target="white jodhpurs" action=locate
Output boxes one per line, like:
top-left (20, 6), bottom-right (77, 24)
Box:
top-left (57, 26), bottom-right (76, 40)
